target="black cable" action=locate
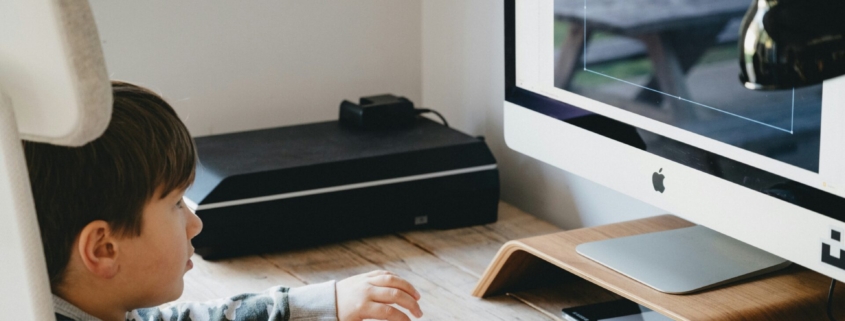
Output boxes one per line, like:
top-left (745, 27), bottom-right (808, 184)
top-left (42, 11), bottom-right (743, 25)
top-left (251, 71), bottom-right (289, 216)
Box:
top-left (415, 108), bottom-right (449, 127)
top-left (830, 278), bottom-right (838, 321)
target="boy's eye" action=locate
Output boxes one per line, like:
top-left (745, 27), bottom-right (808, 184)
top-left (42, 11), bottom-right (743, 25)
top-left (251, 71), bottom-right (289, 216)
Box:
top-left (176, 199), bottom-right (184, 209)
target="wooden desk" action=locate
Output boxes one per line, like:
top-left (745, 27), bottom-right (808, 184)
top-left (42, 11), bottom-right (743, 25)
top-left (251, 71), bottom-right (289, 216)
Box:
top-left (178, 201), bottom-right (563, 320)
top-left (179, 203), bottom-right (845, 320)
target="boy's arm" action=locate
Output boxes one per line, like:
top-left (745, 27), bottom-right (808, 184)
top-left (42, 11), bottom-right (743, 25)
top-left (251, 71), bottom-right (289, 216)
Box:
top-left (126, 281), bottom-right (337, 321)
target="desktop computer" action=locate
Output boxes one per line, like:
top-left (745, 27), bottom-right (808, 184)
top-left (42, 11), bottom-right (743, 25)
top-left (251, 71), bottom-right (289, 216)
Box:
top-left (506, 0), bottom-right (845, 293)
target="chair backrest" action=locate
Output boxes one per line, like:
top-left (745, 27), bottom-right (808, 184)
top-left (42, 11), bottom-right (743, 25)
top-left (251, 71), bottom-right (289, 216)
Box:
top-left (0, 0), bottom-right (111, 319)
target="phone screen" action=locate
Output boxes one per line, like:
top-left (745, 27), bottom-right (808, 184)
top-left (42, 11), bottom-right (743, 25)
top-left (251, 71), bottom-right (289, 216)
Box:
top-left (597, 309), bottom-right (671, 321)
top-left (562, 299), bottom-right (672, 321)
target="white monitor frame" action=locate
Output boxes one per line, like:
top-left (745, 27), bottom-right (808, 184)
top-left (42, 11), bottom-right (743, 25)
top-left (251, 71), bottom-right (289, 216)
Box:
top-left (505, 0), bottom-right (845, 282)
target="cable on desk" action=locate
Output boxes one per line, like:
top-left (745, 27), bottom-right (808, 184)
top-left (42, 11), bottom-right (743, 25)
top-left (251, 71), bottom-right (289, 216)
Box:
top-left (829, 278), bottom-right (839, 321)
top-left (416, 108), bottom-right (449, 128)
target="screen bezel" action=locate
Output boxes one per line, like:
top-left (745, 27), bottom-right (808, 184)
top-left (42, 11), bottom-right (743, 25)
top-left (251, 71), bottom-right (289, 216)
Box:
top-left (503, 0), bottom-right (845, 224)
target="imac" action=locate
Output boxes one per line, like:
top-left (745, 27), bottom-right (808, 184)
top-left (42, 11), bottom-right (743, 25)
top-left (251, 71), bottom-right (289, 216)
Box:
top-left (505, 0), bottom-right (845, 293)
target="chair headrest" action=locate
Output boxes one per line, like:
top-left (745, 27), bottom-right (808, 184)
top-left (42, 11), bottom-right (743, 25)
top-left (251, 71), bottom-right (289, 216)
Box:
top-left (0, 0), bottom-right (111, 146)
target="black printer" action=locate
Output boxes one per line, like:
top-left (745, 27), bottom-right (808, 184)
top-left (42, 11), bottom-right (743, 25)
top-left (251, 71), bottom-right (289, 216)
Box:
top-left (186, 118), bottom-right (499, 259)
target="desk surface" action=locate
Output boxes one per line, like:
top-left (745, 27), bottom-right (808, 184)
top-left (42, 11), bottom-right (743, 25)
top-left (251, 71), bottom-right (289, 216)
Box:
top-left (178, 201), bottom-right (563, 320)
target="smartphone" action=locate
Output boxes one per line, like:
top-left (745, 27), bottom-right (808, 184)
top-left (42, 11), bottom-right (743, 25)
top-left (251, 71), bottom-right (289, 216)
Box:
top-left (561, 298), bottom-right (672, 321)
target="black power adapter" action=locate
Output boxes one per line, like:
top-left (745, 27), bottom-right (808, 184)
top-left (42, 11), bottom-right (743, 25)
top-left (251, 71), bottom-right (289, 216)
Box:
top-left (339, 94), bottom-right (416, 129)
top-left (339, 94), bottom-right (448, 129)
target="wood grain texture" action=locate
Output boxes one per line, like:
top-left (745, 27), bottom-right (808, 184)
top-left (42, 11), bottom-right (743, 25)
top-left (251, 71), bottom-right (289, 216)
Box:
top-left (475, 215), bottom-right (845, 321)
top-left (177, 201), bottom-right (561, 320)
top-left (399, 202), bottom-right (561, 278)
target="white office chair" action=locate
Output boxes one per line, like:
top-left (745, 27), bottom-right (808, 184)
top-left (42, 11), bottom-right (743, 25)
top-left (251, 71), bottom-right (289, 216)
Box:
top-left (0, 0), bottom-right (111, 319)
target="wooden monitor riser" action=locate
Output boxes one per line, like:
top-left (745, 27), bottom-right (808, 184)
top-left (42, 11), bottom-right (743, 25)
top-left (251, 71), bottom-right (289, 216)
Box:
top-left (473, 215), bottom-right (845, 321)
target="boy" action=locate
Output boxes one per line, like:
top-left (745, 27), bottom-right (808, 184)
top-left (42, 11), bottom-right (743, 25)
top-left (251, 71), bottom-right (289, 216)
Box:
top-left (24, 81), bottom-right (423, 321)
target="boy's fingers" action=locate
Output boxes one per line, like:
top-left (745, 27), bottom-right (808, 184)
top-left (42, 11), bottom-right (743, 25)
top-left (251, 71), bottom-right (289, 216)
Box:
top-left (370, 274), bottom-right (421, 300)
top-left (364, 303), bottom-right (412, 321)
top-left (369, 287), bottom-right (423, 318)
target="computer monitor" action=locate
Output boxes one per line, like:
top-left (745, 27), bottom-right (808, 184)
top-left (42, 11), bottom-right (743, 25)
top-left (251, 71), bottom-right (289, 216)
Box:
top-left (505, 0), bottom-right (845, 292)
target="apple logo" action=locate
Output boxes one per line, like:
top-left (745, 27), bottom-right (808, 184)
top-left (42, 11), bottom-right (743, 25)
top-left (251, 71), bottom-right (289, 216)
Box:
top-left (652, 168), bottom-right (666, 193)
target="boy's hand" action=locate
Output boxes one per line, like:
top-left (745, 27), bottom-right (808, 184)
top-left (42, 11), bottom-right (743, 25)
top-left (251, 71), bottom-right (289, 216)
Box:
top-left (336, 270), bottom-right (423, 321)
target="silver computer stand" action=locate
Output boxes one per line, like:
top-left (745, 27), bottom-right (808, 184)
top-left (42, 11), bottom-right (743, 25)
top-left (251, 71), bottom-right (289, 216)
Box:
top-left (577, 225), bottom-right (791, 294)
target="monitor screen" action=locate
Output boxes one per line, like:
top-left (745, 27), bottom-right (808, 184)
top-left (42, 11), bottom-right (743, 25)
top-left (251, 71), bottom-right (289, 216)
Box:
top-left (510, 0), bottom-right (845, 222)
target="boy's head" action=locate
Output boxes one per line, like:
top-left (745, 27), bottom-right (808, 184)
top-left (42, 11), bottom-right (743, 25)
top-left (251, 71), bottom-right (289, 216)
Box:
top-left (24, 81), bottom-right (203, 307)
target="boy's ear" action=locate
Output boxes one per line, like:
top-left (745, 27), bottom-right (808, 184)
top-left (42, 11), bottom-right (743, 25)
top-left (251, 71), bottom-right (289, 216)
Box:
top-left (77, 220), bottom-right (120, 279)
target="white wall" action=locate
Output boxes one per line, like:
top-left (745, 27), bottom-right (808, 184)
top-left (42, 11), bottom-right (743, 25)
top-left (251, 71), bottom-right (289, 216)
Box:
top-left (89, 0), bottom-right (421, 137)
top-left (89, 0), bottom-right (660, 229)
top-left (421, 1), bottom-right (662, 229)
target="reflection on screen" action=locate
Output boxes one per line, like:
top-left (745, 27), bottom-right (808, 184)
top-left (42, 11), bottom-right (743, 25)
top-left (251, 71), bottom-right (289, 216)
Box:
top-left (552, 0), bottom-right (822, 172)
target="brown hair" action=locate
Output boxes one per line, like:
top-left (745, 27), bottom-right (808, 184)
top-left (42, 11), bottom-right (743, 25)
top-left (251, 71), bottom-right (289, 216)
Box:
top-left (23, 81), bottom-right (197, 287)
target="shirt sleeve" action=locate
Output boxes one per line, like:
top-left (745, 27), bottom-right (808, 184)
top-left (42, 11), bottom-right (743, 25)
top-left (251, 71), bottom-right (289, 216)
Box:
top-left (288, 280), bottom-right (338, 321)
top-left (126, 281), bottom-right (338, 321)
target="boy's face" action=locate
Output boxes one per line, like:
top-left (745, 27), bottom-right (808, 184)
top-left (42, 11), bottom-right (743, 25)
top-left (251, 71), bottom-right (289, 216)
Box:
top-left (119, 187), bottom-right (203, 307)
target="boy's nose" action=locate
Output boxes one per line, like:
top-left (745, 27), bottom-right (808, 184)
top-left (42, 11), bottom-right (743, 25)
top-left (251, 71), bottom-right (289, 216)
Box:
top-left (187, 208), bottom-right (203, 239)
